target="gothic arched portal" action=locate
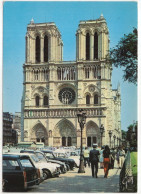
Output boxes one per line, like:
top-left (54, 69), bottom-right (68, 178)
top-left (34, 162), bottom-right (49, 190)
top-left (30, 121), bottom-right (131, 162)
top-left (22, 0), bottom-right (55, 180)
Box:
top-left (53, 119), bottom-right (77, 147)
top-left (31, 123), bottom-right (48, 145)
top-left (86, 121), bottom-right (100, 147)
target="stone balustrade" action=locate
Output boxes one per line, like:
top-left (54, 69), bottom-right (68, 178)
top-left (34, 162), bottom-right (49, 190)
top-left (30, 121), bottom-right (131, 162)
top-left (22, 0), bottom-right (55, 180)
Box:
top-left (24, 107), bottom-right (106, 118)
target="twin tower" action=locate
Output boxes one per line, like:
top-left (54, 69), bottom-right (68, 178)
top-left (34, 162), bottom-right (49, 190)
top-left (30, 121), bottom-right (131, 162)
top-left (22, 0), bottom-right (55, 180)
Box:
top-left (25, 14), bottom-right (109, 64)
top-left (22, 14), bottom-right (121, 147)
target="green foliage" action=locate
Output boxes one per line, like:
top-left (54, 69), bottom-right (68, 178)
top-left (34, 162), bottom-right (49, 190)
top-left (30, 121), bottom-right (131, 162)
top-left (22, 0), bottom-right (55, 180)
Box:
top-left (130, 152), bottom-right (137, 192)
top-left (126, 122), bottom-right (137, 147)
top-left (106, 28), bottom-right (137, 84)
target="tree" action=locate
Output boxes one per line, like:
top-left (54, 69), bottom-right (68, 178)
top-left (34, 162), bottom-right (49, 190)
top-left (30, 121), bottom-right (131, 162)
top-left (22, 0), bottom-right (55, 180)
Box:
top-left (106, 28), bottom-right (137, 84)
top-left (126, 122), bottom-right (137, 147)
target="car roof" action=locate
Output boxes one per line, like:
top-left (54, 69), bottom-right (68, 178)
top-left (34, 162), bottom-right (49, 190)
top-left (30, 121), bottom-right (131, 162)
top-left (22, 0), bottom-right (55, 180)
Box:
top-left (41, 150), bottom-right (53, 153)
top-left (3, 153), bottom-right (31, 160)
top-left (20, 150), bottom-right (35, 153)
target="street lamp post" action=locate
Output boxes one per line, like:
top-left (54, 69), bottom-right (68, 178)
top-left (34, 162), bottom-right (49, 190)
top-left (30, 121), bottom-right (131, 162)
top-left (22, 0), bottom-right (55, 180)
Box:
top-left (117, 137), bottom-right (119, 147)
top-left (119, 138), bottom-right (121, 146)
top-left (77, 109), bottom-right (86, 173)
top-left (100, 124), bottom-right (104, 147)
top-left (108, 130), bottom-right (112, 148)
top-left (113, 135), bottom-right (116, 148)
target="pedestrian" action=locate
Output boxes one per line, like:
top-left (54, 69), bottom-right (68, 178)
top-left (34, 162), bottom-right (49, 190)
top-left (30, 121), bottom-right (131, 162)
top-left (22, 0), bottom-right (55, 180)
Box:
top-left (89, 144), bottom-right (100, 178)
top-left (83, 147), bottom-right (90, 167)
top-left (99, 146), bottom-right (104, 168)
top-left (116, 147), bottom-right (120, 168)
top-left (103, 145), bottom-right (110, 178)
top-left (110, 148), bottom-right (116, 169)
top-left (119, 146), bottom-right (125, 169)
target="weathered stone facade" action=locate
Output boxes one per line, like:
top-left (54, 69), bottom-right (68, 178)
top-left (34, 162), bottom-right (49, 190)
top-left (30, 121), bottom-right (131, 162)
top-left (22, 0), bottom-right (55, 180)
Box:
top-left (21, 15), bottom-right (122, 148)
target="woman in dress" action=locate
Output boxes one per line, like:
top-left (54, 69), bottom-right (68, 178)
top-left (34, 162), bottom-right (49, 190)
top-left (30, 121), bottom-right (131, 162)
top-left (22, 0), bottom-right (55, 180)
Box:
top-left (103, 145), bottom-right (110, 178)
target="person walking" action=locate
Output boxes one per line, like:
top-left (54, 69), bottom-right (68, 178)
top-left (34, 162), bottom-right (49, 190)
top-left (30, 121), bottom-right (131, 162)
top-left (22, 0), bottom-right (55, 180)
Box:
top-left (89, 144), bottom-right (100, 178)
top-left (99, 146), bottom-right (104, 168)
top-left (119, 146), bottom-right (125, 169)
top-left (116, 147), bottom-right (120, 168)
top-left (103, 145), bottom-right (110, 178)
top-left (83, 147), bottom-right (90, 167)
top-left (110, 148), bottom-right (116, 169)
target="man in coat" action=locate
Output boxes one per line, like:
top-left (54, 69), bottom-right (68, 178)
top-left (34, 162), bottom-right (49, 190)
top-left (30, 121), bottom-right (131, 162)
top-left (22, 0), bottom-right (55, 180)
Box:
top-left (89, 144), bottom-right (100, 178)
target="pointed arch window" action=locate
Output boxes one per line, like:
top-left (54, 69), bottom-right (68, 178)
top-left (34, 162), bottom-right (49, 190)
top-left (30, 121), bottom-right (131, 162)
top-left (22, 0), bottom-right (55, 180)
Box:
top-left (35, 96), bottom-right (40, 107)
top-left (44, 35), bottom-right (48, 62)
top-left (94, 94), bottom-right (98, 105)
top-left (86, 33), bottom-right (90, 60)
top-left (86, 95), bottom-right (90, 105)
top-left (94, 32), bottom-right (98, 59)
top-left (43, 95), bottom-right (48, 106)
top-left (36, 36), bottom-right (40, 62)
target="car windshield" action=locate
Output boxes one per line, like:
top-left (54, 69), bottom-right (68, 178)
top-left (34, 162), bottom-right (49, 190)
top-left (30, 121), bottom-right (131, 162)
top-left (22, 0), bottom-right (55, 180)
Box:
top-left (45, 152), bottom-right (55, 159)
top-left (20, 159), bottom-right (33, 167)
top-left (35, 153), bottom-right (47, 163)
top-left (54, 153), bottom-right (68, 158)
top-left (31, 155), bottom-right (40, 163)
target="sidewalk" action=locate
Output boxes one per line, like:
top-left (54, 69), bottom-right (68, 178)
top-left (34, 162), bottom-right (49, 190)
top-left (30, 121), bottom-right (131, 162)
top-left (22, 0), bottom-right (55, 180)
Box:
top-left (29, 161), bottom-right (121, 193)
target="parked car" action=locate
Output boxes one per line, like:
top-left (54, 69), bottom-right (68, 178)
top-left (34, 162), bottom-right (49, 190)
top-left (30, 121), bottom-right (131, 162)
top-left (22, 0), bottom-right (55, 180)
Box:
top-left (20, 150), bottom-right (61, 179)
top-left (54, 150), bottom-right (80, 167)
top-left (35, 150), bottom-right (67, 173)
top-left (3, 154), bottom-right (40, 191)
top-left (41, 150), bottom-right (76, 170)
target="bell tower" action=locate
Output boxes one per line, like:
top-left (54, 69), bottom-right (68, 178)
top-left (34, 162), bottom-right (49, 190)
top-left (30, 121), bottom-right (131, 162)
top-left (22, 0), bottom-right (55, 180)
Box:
top-left (25, 18), bottom-right (63, 64)
top-left (76, 14), bottom-right (109, 61)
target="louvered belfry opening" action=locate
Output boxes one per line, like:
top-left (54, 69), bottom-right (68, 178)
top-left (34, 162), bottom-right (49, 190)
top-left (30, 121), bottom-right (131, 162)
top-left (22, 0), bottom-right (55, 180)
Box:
top-left (36, 36), bottom-right (40, 62)
top-left (94, 32), bottom-right (98, 59)
top-left (86, 33), bottom-right (90, 60)
top-left (44, 35), bottom-right (48, 62)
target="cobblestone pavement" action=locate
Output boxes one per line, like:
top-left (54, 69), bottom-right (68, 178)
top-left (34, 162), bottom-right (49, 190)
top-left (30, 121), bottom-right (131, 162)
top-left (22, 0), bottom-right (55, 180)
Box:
top-left (28, 162), bottom-right (121, 193)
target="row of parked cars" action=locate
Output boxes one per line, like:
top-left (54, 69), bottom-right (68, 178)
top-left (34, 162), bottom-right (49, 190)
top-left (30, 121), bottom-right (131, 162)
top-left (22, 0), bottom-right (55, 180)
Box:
top-left (3, 147), bottom-right (80, 191)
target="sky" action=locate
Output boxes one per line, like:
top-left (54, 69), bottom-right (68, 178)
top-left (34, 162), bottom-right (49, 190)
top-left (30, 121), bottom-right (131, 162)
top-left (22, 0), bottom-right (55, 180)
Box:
top-left (2, 1), bottom-right (138, 131)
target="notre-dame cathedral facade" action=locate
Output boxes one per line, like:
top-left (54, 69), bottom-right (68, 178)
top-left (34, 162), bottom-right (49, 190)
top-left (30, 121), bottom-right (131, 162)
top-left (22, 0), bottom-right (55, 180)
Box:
top-left (21, 15), bottom-right (121, 148)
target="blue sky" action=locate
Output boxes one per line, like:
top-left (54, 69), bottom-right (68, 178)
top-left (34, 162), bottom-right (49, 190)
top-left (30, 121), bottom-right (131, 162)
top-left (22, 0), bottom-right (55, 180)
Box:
top-left (3, 1), bottom-right (137, 131)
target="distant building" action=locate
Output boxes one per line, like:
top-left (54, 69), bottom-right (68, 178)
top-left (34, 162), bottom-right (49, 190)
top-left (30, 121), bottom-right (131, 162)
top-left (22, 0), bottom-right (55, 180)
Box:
top-left (21, 15), bottom-right (121, 147)
top-left (12, 112), bottom-right (21, 143)
top-left (3, 112), bottom-right (17, 145)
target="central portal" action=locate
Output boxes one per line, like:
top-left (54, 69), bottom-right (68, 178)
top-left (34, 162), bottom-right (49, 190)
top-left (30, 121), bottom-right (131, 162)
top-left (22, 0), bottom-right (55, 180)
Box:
top-left (53, 119), bottom-right (77, 147)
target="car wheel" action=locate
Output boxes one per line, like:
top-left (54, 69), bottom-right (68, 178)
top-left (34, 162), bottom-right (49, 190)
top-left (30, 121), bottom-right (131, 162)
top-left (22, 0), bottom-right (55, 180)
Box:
top-left (43, 169), bottom-right (49, 180)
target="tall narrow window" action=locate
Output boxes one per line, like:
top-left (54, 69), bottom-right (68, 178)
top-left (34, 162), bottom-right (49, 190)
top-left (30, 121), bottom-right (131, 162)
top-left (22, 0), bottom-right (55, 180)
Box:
top-left (94, 32), bottom-right (98, 59)
top-left (36, 36), bottom-right (40, 62)
top-left (94, 94), bottom-right (98, 105)
top-left (86, 95), bottom-right (90, 105)
top-left (35, 96), bottom-right (40, 107)
top-left (86, 33), bottom-right (90, 60)
top-left (44, 35), bottom-right (48, 62)
top-left (43, 96), bottom-right (48, 106)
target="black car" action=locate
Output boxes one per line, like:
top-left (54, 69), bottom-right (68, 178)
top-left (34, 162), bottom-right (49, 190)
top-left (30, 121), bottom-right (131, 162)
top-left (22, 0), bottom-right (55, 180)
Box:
top-left (3, 154), bottom-right (40, 191)
top-left (42, 150), bottom-right (76, 170)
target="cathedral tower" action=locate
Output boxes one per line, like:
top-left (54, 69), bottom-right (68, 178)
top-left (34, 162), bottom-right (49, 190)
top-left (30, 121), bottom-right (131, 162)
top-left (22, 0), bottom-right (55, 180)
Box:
top-left (21, 16), bottom-right (121, 148)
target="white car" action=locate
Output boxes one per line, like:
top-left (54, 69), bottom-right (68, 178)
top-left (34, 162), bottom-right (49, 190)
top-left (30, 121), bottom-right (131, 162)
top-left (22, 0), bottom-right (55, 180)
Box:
top-left (20, 150), bottom-right (61, 179)
top-left (29, 153), bottom-right (60, 179)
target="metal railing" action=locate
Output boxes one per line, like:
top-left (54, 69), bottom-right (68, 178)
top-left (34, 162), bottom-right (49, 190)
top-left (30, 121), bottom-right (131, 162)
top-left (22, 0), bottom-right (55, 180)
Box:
top-left (119, 151), bottom-right (133, 192)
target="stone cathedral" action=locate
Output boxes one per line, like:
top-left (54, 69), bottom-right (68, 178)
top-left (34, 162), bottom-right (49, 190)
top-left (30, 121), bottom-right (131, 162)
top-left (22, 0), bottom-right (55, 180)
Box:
top-left (21, 15), bottom-right (122, 148)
